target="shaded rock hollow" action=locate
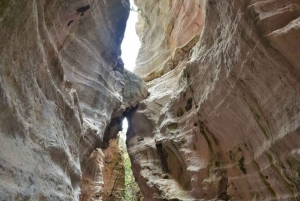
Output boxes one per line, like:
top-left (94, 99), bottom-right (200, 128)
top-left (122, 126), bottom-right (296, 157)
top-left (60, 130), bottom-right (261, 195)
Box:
top-left (0, 0), bottom-right (300, 201)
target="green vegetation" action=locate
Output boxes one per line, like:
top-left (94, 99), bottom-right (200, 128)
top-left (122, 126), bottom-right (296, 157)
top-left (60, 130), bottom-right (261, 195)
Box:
top-left (167, 122), bottom-right (178, 130)
top-left (119, 132), bottom-right (141, 201)
top-left (177, 107), bottom-right (184, 117)
top-left (123, 152), bottom-right (142, 201)
top-left (0, 0), bottom-right (9, 16)
top-left (182, 69), bottom-right (190, 79)
top-left (130, 7), bottom-right (141, 12)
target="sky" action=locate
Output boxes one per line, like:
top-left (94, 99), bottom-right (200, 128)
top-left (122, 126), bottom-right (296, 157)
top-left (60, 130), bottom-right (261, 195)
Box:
top-left (120, 118), bottom-right (128, 140)
top-left (121, 0), bottom-right (141, 72)
top-left (121, 0), bottom-right (140, 136)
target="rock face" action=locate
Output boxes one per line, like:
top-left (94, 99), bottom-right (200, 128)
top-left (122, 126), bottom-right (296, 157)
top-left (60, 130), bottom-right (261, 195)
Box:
top-left (128, 0), bottom-right (300, 200)
top-left (0, 0), bottom-right (147, 200)
top-left (102, 137), bottom-right (125, 201)
top-left (80, 137), bottom-right (125, 201)
top-left (1, 0), bottom-right (300, 200)
top-left (80, 149), bottom-right (105, 200)
top-left (134, 0), bottom-right (205, 82)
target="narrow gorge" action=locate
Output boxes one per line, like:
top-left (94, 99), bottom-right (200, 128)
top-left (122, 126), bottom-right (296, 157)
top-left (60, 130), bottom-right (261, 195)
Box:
top-left (1, 0), bottom-right (300, 201)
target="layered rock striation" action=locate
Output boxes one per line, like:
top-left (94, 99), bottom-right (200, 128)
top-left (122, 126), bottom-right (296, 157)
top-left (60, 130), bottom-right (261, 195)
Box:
top-left (1, 0), bottom-right (300, 200)
top-left (128, 0), bottom-right (300, 200)
top-left (0, 0), bottom-right (147, 200)
top-left (134, 0), bottom-right (205, 81)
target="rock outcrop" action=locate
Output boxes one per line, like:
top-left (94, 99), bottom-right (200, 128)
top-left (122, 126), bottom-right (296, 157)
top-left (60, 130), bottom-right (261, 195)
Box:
top-left (128, 0), bottom-right (300, 200)
top-left (0, 0), bottom-right (147, 200)
top-left (80, 137), bottom-right (125, 201)
top-left (134, 0), bottom-right (205, 82)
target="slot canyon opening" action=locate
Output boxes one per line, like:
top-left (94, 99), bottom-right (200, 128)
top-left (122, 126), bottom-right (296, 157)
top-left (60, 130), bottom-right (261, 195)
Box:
top-left (120, 118), bottom-right (142, 200)
top-left (119, 1), bottom-right (142, 199)
top-left (121, 0), bottom-right (141, 72)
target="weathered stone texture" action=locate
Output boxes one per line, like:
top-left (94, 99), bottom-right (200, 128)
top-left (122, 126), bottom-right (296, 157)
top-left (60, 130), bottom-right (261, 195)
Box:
top-left (129, 0), bottom-right (300, 200)
top-left (102, 137), bottom-right (125, 201)
top-left (0, 0), bottom-right (147, 200)
top-left (134, 0), bottom-right (205, 81)
top-left (1, 0), bottom-right (300, 200)
top-left (80, 137), bottom-right (125, 201)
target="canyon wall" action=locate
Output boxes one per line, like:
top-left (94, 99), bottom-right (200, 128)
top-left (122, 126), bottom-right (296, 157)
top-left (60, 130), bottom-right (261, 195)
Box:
top-left (129, 0), bottom-right (300, 200)
top-left (0, 0), bottom-right (148, 200)
top-left (1, 0), bottom-right (300, 200)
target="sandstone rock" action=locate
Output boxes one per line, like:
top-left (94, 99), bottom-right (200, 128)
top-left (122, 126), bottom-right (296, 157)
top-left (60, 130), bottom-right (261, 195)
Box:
top-left (129, 0), bottom-right (300, 200)
top-left (102, 68), bottom-right (148, 147)
top-left (81, 137), bottom-right (125, 201)
top-left (102, 137), bottom-right (125, 201)
top-left (2, 0), bottom-right (300, 200)
top-left (80, 149), bottom-right (105, 201)
top-left (122, 69), bottom-right (149, 110)
top-left (134, 0), bottom-right (205, 81)
top-left (0, 0), bottom-right (139, 200)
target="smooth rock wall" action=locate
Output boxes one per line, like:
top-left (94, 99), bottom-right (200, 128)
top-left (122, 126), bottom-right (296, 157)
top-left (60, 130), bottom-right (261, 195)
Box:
top-left (129, 0), bottom-right (300, 200)
top-left (0, 0), bottom-right (147, 200)
top-left (134, 0), bottom-right (205, 81)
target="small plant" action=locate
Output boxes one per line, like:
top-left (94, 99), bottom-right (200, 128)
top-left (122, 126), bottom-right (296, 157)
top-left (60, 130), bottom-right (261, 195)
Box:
top-left (123, 152), bottom-right (142, 201)
top-left (177, 108), bottom-right (184, 117)
top-left (167, 122), bottom-right (178, 130)
top-left (130, 7), bottom-right (141, 13)
top-left (119, 131), bottom-right (142, 201)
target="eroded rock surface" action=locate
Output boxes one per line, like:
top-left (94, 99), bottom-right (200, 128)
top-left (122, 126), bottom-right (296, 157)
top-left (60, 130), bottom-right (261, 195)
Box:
top-left (2, 0), bottom-right (300, 200)
top-left (80, 149), bottom-right (105, 200)
top-left (134, 0), bottom-right (205, 81)
top-left (80, 137), bottom-right (125, 201)
top-left (129, 0), bottom-right (300, 200)
top-left (102, 137), bottom-right (125, 201)
top-left (0, 0), bottom-right (147, 200)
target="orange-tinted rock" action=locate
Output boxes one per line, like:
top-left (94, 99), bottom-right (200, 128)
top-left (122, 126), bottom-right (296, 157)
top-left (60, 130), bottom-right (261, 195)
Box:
top-left (129, 0), bottom-right (300, 200)
top-left (80, 137), bottom-right (125, 201)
